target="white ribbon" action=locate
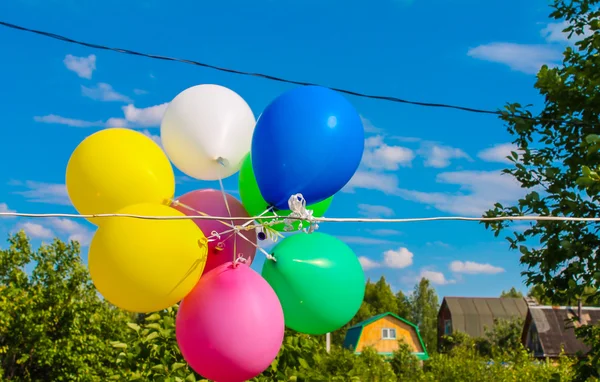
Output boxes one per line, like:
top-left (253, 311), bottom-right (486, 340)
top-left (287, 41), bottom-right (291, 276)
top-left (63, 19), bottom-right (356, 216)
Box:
top-left (284, 193), bottom-right (319, 233)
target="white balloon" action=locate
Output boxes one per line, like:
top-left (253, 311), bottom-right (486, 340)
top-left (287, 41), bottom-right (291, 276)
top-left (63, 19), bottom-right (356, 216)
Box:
top-left (160, 84), bottom-right (256, 180)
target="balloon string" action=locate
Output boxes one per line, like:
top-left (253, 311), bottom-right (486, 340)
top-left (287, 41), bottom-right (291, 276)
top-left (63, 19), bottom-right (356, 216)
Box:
top-left (235, 228), bottom-right (276, 262)
top-left (170, 199), bottom-right (236, 233)
top-left (166, 235), bottom-right (208, 296)
top-left (216, 157), bottom-right (238, 265)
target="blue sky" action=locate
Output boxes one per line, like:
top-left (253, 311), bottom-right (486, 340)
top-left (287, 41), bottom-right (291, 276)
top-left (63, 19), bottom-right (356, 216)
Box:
top-left (0, 0), bottom-right (576, 298)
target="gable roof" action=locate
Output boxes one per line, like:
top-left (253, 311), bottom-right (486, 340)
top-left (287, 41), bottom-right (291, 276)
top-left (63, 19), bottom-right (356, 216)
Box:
top-left (440, 297), bottom-right (528, 338)
top-left (343, 312), bottom-right (429, 360)
top-left (349, 312), bottom-right (419, 330)
top-left (524, 305), bottom-right (600, 357)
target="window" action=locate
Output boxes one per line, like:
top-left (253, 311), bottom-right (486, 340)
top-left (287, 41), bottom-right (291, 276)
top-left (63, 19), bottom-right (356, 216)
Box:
top-left (382, 328), bottom-right (397, 340)
top-left (444, 319), bottom-right (452, 335)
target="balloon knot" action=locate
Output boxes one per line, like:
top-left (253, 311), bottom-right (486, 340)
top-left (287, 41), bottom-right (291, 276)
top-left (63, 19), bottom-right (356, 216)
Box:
top-left (266, 252), bottom-right (276, 262)
top-left (284, 193), bottom-right (319, 233)
top-left (216, 157), bottom-right (230, 168)
top-left (233, 255), bottom-right (247, 268)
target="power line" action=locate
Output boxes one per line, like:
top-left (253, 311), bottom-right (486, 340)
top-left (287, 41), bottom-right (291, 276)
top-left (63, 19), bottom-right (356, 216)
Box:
top-left (0, 20), bottom-right (590, 127)
top-left (1, 211), bottom-right (599, 223)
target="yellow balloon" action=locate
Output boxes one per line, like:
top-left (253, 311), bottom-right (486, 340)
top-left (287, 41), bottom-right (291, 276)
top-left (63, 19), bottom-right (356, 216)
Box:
top-left (88, 203), bottom-right (208, 313)
top-left (66, 128), bottom-right (175, 225)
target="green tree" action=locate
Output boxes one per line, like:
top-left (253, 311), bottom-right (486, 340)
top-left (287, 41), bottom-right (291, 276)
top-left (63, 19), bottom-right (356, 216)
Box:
top-left (395, 290), bottom-right (412, 319)
top-left (366, 276), bottom-right (401, 314)
top-left (0, 232), bottom-right (130, 381)
top-left (110, 305), bottom-right (202, 381)
top-left (483, 0), bottom-right (600, 378)
top-left (528, 283), bottom-right (600, 306)
top-left (410, 278), bottom-right (439, 354)
top-left (484, 0), bottom-right (600, 310)
top-left (482, 317), bottom-right (525, 357)
top-left (500, 287), bottom-right (523, 298)
top-left (389, 342), bottom-right (425, 380)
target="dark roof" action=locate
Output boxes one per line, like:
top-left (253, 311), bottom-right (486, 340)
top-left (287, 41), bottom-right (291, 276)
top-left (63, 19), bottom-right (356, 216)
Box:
top-left (525, 306), bottom-right (600, 357)
top-left (441, 297), bottom-right (528, 338)
top-left (343, 312), bottom-right (429, 360)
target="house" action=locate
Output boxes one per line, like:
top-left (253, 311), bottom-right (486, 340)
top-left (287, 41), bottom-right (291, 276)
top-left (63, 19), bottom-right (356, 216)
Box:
top-left (521, 303), bottom-right (600, 358)
top-left (437, 297), bottom-right (528, 349)
top-left (343, 312), bottom-right (429, 360)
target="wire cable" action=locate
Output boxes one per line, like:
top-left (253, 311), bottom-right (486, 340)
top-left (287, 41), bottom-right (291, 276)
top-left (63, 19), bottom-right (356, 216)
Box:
top-left (0, 211), bottom-right (599, 223)
top-left (0, 20), bottom-right (592, 127)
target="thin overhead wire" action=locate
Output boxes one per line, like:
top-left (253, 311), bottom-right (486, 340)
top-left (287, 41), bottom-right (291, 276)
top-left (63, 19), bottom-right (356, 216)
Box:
top-left (0, 211), bottom-right (599, 223)
top-left (0, 20), bottom-right (591, 127)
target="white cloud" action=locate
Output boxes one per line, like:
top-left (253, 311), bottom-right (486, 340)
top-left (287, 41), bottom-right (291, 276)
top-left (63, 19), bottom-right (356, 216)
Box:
top-left (367, 228), bottom-right (402, 236)
top-left (357, 246), bottom-right (413, 270)
top-left (541, 21), bottom-right (592, 43)
top-left (359, 256), bottom-right (381, 271)
top-left (33, 115), bottom-right (105, 128)
top-left (360, 115), bottom-right (383, 134)
top-left (14, 218), bottom-right (93, 246)
top-left (420, 270), bottom-right (455, 285)
top-left (63, 54), bottom-right (97, 79)
top-left (9, 180), bottom-right (70, 205)
top-left (426, 241), bottom-right (451, 248)
top-left (363, 135), bottom-right (415, 170)
top-left (141, 129), bottom-right (162, 147)
top-left (467, 42), bottom-right (562, 74)
top-left (81, 83), bottom-right (132, 103)
top-left (119, 103), bottom-right (169, 127)
top-left (358, 204), bottom-right (394, 218)
top-left (393, 136), bottom-right (422, 143)
top-left (35, 102), bottom-right (169, 129)
top-left (134, 89), bottom-right (149, 95)
top-left (0, 203), bottom-right (16, 219)
top-left (397, 170), bottom-right (524, 216)
top-left (16, 222), bottom-right (54, 239)
top-left (48, 218), bottom-right (94, 246)
top-left (383, 247), bottom-right (413, 269)
top-left (336, 235), bottom-right (398, 245)
top-left (343, 170), bottom-right (400, 194)
top-left (478, 143), bottom-right (521, 164)
top-left (418, 143), bottom-right (471, 168)
top-left (449, 260), bottom-right (505, 275)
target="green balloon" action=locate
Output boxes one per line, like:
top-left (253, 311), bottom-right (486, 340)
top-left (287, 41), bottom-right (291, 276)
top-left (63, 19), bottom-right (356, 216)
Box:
top-left (238, 154), bottom-right (333, 232)
top-left (261, 232), bottom-right (365, 335)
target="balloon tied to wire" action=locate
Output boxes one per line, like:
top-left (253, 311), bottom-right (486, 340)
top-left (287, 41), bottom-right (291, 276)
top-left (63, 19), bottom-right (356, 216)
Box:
top-left (284, 194), bottom-right (319, 233)
top-left (60, 83), bottom-right (368, 381)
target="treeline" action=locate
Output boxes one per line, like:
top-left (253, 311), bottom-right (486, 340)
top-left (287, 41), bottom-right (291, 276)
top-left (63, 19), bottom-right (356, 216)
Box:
top-left (0, 233), bottom-right (588, 381)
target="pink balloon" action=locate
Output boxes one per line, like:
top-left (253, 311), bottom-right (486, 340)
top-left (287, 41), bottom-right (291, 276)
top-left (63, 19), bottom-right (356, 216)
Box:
top-left (176, 262), bottom-right (284, 382)
top-left (174, 189), bottom-right (257, 274)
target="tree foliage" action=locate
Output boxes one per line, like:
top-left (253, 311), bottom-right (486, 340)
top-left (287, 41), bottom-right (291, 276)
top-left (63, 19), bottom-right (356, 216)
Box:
top-left (409, 278), bottom-right (439, 352)
top-left (500, 287), bottom-right (524, 298)
top-left (0, 233), bottom-right (583, 381)
top-left (484, 0), bottom-right (600, 310)
top-left (109, 305), bottom-right (201, 381)
top-left (483, 0), bottom-right (600, 378)
top-left (0, 232), bottom-right (130, 381)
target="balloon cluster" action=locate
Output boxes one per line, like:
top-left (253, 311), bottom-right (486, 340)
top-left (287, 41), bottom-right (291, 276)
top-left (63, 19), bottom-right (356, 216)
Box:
top-left (65, 84), bottom-right (366, 382)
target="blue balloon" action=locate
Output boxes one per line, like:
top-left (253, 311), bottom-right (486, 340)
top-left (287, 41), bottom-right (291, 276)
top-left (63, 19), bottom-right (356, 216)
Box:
top-left (251, 86), bottom-right (364, 210)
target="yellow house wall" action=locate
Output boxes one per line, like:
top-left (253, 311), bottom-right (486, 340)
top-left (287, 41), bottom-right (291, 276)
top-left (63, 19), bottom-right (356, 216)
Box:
top-left (355, 316), bottom-right (423, 353)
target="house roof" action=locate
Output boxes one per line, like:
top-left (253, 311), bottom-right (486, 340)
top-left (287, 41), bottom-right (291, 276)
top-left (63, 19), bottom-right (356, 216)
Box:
top-left (343, 312), bottom-right (429, 361)
top-left (440, 297), bottom-right (528, 338)
top-left (524, 305), bottom-right (600, 357)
